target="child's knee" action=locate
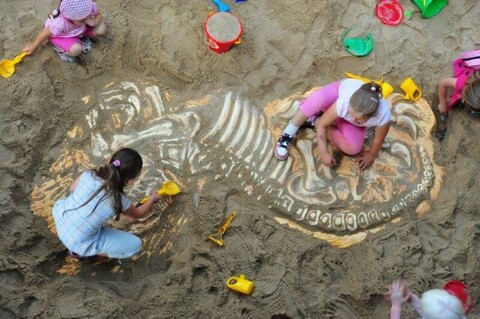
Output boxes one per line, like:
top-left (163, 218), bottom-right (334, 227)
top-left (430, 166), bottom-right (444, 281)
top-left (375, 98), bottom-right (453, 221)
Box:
top-left (339, 143), bottom-right (363, 156)
top-left (93, 23), bottom-right (108, 37)
top-left (68, 43), bottom-right (82, 56)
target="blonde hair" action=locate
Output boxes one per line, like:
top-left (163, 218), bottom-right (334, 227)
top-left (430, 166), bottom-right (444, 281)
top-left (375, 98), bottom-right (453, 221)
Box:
top-left (421, 289), bottom-right (466, 319)
top-left (463, 70), bottom-right (480, 111)
top-left (349, 82), bottom-right (383, 118)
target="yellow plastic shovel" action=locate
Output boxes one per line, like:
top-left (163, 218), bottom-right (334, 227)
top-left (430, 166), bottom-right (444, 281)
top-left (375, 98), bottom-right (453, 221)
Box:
top-left (0, 52), bottom-right (28, 78)
top-left (137, 180), bottom-right (181, 205)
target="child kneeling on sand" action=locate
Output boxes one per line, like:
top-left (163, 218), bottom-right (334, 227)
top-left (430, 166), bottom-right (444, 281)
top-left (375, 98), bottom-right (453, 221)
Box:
top-left (23, 0), bottom-right (107, 63)
top-left (438, 49), bottom-right (480, 117)
top-left (52, 148), bottom-right (162, 261)
top-left (274, 79), bottom-right (391, 170)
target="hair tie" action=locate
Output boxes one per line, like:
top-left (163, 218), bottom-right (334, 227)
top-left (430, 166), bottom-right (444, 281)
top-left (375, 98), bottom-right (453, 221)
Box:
top-left (370, 86), bottom-right (376, 92)
top-left (112, 160), bottom-right (121, 168)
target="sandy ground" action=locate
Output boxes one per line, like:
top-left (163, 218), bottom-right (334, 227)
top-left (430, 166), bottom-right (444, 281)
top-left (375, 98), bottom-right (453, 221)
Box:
top-left (2, 0), bottom-right (480, 318)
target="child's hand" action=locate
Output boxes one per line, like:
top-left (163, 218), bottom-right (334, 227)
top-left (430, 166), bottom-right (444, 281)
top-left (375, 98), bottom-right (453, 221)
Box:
top-left (320, 153), bottom-right (337, 167)
top-left (386, 280), bottom-right (411, 307)
top-left (438, 103), bottom-right (448, 114)
top-left (22, 43), bottom-right (36, 55)
top-left (150, 191), bottom-right (162, 204)
top-left (357, 151), bottom-right (374, 170)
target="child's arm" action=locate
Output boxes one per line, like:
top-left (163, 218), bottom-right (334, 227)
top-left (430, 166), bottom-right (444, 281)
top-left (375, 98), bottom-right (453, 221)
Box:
top-left (438, 77), bottom-right (457, 114)
top-left (315, 104), bottom-right (339, 166)
top-left (407, 292), bottom-right (423, 317)
top-left (23, 28), bottom-right (52, 54)
top-left (123, 191), bottom-right (161, 219)
top-left (357, 123), bottom-right (390, 170)
top-left (69, 175), bottom-right (81, 193)
top-left (386, 280), bottom-right (411, 319)
top-left (86, 13), bottom-right (103, 27)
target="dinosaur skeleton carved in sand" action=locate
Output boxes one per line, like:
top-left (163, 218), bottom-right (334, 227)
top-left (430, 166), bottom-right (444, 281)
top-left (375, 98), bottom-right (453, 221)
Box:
top-left (31, 81), bottom-right (442, 254)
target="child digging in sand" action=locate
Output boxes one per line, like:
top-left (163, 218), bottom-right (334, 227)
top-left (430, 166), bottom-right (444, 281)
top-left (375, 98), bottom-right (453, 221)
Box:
top-left (386, 279), bottom-right (471, 319)
top-left (23, 0), bottom-right (107, 63)
top-left (437, 49), bottom-right (480, 140)
top-left (274, 79), bottom-right (391, 170)
top-left (52, 148), bottom-right (163, 261)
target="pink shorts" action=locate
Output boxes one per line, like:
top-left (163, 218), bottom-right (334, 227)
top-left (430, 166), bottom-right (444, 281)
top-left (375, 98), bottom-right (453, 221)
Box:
top-left (299, 81), bottom-right (367, 155)
top-left (49, 26), bottom-right (95, 53)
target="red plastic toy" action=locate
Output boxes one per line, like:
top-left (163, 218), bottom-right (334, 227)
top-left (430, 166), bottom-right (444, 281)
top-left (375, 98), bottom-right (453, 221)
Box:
top-left (375, 0), bottom-right (404, 26)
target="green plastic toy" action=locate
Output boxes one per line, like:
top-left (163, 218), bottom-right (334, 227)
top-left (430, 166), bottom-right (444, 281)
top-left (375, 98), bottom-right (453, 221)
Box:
top-left (342, 28), bottom-right (374, 57)
top-left (411, 0), bottom-right (447, 19)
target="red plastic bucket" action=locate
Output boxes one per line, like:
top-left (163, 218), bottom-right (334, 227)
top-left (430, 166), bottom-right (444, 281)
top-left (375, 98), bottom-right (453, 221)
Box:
top-left (204, 12), bottom-right (243, 53)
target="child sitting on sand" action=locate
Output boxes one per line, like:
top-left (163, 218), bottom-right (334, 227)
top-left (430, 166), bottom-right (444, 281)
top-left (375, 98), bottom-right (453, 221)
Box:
top-left (52, 148), bottom-right (162, 261)
top-left (386, 279), bottom-right (470, 319)
top-left (274, 79), bottom-right (391, 170)
top-left (23, 0), bottom-right (107, 63)
top-left (438, 50), bottom-right (480, 119)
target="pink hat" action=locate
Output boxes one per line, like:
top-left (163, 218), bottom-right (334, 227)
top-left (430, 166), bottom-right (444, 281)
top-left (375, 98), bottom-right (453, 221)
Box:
top-left (61, 0), bottom-right (94, 21)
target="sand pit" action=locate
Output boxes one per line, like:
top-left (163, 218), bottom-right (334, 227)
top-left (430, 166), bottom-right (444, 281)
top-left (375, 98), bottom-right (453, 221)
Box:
top-left (2, 0), bottom-right (480, 318)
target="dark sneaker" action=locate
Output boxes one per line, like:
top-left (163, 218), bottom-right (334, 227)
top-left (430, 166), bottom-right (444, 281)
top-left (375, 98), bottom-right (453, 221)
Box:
top-left (274, 133), bottom-right (294, 160)
top-left (70, 251), bottom-right (98, 263)
top-left (81, 37), bottom-right (93, 53)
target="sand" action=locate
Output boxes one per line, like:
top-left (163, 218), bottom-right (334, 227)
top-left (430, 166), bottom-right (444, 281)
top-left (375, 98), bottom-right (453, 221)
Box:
top-left (1, 0), bottom-right (480, 318)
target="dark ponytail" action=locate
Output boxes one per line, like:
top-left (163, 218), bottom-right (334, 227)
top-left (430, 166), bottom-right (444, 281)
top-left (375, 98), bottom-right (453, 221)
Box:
top-left (350, 82), bottom-right (383, 118)
top-left (95, 148), bottom-right (143, 220)
top-left (63, 148), bottom-right (143, 221)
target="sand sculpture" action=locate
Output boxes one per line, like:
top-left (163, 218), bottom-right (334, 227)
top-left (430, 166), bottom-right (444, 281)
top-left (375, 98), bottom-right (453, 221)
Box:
top-left (31, 81), bottom-right (442, 255)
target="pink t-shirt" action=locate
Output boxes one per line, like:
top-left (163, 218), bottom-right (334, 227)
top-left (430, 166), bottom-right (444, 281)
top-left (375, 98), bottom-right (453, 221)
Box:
top-left (336, 79), bottom-right (391, 127)
top-left (45, 3), bottom-right (98, 38)
top-left (449, 58), bottom-right (476, 109)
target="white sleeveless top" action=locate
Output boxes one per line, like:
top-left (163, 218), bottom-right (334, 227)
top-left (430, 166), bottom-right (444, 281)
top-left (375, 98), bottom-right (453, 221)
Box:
top-left (336, 79), bottom-right (391, 127)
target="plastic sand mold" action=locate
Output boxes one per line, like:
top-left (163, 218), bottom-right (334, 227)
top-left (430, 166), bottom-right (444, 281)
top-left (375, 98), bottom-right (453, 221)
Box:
top-left (342, 27), bottom-right (374, 57)
top-left (375, 0), bottom-right (404, 26)
top-left (0, 52), bottom-right (28, 78)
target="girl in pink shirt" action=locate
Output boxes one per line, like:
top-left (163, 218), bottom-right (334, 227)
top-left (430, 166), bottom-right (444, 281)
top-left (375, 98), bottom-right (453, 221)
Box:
top-left (23, 0), bottom-right (107, 63)
top-left (438, 57), bottom-right (480, 116)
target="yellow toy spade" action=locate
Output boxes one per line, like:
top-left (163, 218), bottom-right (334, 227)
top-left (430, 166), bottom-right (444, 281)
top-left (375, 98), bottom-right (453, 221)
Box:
top-left (209, 211), bottom-right (236, 247)
top-left (0, 52), bottom-right (28, 78)
top-left (345, 72), bottom-right (394, 98)
top-left (137, 180), bottom-right (181, 205)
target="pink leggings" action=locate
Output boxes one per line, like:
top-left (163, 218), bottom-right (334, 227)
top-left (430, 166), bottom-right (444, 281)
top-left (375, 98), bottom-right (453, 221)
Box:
top-left (49, 26), bottom-right (95, 52)
top-left (299, 81), bottom-right (367, 155)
